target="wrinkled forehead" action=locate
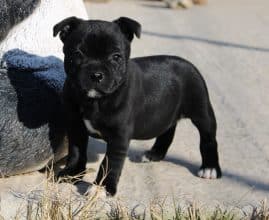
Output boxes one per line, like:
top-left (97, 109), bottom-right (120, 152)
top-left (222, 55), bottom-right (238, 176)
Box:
top-left (78, 21), bottom-right (125, 58)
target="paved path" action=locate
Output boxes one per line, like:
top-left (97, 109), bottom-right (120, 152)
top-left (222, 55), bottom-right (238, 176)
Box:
top-left (84, 0), bottom-right (269, 208)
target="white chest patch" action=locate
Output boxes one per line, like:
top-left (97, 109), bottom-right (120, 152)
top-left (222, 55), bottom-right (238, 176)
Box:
top-left (87, 89), bottom-right (101, 98)
top-left (83, 119), bottom-right (102, 136)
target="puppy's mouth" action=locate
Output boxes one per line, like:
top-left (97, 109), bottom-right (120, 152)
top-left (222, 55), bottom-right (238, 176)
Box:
top-left (86, 78), bottom-right (125, 99)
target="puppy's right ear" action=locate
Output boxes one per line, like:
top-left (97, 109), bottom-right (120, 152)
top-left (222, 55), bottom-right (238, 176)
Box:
top-left (53, 17), bottom-right (82, 42)
top-left (114, 17), bottom-right (141, 42)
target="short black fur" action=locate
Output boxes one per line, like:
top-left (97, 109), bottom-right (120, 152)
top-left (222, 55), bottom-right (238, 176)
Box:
top-left (53, 16), bottom-right (222, 196)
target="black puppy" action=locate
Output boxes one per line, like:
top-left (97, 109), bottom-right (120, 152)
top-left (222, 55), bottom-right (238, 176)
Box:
top-left (53, 16), bottom-right (222, 196)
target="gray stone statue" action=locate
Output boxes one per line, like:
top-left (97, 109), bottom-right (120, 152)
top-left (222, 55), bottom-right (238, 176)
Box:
top-left (0, 0), bottom-right (40, 42)
top-left (0, 0), bottom-right (88, 176)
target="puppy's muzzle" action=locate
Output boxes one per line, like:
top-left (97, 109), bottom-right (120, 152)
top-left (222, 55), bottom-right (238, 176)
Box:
top-left (91, 72), bottom-right (104, 83)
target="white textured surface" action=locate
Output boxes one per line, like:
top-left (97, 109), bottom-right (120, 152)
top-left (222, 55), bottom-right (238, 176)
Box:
top-left (0, 0), bottom-right (88, 59)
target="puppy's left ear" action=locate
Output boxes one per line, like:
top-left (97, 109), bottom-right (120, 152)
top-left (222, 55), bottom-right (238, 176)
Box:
top-left (53, 16), bottom-right (83, 42)
top-left (114, 17), bottom-right (141, 42)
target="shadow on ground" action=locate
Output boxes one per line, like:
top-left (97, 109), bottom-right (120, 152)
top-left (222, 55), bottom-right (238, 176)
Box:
top-left (143, 30), bottom-right (269, 53)
top-left (74, 137), bottom-right (269, 195)
top-left (139, 2), bottom-right (169, 10)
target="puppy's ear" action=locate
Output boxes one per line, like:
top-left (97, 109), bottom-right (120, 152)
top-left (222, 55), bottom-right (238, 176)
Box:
top-left (53, 16), bottom-right (82, 42)
top-left (114, 17), bottom-right (141, 42)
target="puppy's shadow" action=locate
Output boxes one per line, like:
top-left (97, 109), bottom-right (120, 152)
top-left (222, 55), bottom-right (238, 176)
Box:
top-left (75, 180), bottom-right (93, 195)
top-left (128, 147), bottom-right (199, 177)
top-left (75, 139), bottom-right (199, 195)
top-left (86, 138), bottom-right (199, 176)
top-left (163, 155), bottom-right (199, 177)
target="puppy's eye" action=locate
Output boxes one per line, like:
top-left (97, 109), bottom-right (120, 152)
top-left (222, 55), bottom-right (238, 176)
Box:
top-left (112, 53), bottom-right (122, 62)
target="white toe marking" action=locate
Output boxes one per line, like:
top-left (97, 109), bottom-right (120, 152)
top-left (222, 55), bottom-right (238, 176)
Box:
top-left (204, 169), bottom-right (211, 178)
top-left (197, 169), bottom-right (204, 178)
top-left (141, 155), bottom-right (150, 163)
top-left (83, 119), bottom-right (101, 136)
top-left (87, 89), bottom-right (101, 98)
top-left (198, 168), bottom-right (218, 179)
top-left (211, 169), bottom-right (217, 179)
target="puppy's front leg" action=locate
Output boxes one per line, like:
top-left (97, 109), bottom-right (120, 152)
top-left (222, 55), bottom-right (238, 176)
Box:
top-left (58, 111), bottom-right (88, 179)
top-left (95, 137), bottom-right (129, 196)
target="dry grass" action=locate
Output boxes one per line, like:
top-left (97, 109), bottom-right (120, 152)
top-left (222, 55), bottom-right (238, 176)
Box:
top-left (2, 167), bottom-right (269, 220)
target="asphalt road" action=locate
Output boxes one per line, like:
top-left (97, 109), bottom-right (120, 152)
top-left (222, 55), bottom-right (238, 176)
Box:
top-left (84, 0), bottom-right (269, 209)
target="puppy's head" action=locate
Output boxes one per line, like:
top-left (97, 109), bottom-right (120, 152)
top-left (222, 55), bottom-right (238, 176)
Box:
top-left (53, 16), bottom-right (141, 98)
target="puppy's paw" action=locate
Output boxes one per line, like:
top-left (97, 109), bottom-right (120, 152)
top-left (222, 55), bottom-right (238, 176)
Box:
top-left (105, 184), bottom-right (117, 197)
top-left (95, 177), bottom-right (118, 196)
top-left (142, 150), bottom-right (164, 162)
top-left (100, 180), bottom-right (117, 196)
top-left (197, 167), bottom-right (222, 179)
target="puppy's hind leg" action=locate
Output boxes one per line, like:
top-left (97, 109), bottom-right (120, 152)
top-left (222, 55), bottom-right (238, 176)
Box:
top-left (191, 103), bottom-right (222, 179)
top-left (143, 125), bottom-right (177, 162)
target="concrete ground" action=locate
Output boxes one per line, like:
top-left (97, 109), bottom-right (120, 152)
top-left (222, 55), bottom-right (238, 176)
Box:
top-left (0, 0), bottom-right (269, 217)
top-left (84, 0), bottom-right (269, 208)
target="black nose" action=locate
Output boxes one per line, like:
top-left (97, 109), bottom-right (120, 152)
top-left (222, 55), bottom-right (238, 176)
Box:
top-left (91, 72), bottom-right (104, 82)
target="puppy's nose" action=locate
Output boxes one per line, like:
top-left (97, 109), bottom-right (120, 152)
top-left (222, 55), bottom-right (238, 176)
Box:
top-left (91, 72), bottom-right (104, 82)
